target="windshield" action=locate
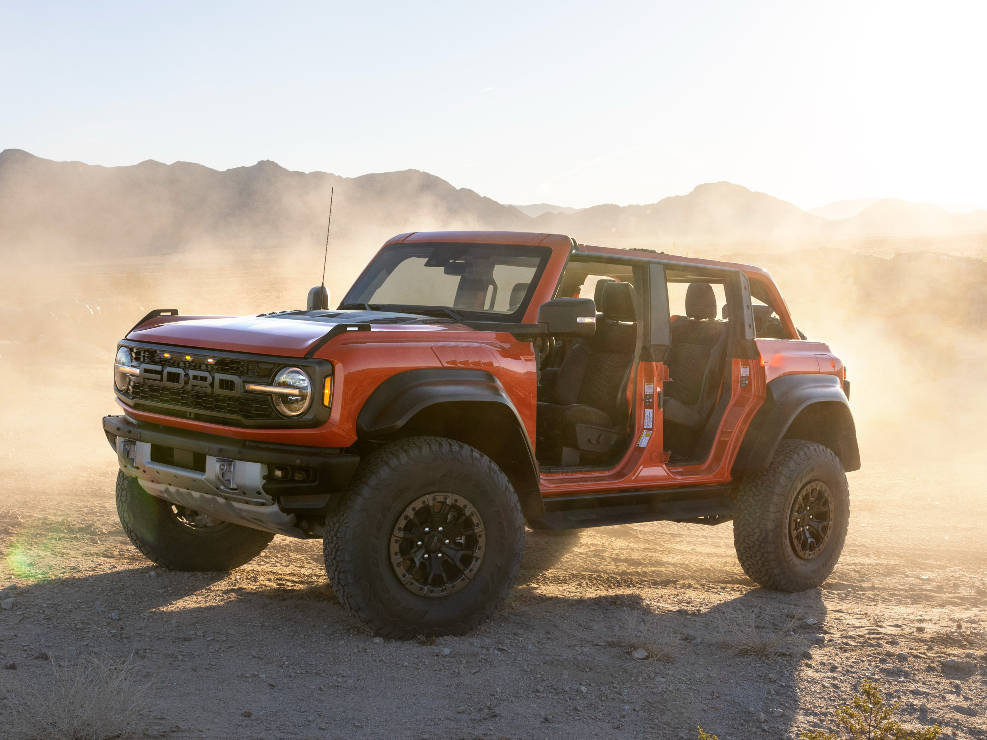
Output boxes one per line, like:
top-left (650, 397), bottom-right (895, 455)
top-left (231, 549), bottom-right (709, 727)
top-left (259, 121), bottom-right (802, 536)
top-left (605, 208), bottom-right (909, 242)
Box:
top-left (340, 243), bottom-right (551, 321)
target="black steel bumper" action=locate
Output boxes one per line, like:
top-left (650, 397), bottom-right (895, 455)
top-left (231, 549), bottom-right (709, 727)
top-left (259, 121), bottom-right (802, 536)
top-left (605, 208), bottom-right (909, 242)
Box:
top-left (102, 414), bottom-right (361, 501)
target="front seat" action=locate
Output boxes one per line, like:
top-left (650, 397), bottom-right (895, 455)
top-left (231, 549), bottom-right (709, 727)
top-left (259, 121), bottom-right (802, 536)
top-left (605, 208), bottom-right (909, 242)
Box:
top-left (537, 281), bottom-right (638, 464)
top-left (663, 282), bottom-right (728, 431)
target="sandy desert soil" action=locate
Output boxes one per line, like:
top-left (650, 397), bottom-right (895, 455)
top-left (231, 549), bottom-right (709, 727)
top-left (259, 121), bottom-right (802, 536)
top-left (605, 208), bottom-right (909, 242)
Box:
top-left (0, 257), bottom-right (984, 738)
top-left (0, 451), bottom-right (984, 739)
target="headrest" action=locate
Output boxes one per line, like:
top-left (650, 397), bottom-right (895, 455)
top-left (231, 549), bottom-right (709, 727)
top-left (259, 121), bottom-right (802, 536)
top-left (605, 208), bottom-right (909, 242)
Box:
top-left (593, 278), bottom-right (616, 310)
top-left (685, 282), bottom-right (716, 320)
top-left (508, 282), bottom-right (529, 309)
top-left (601, 281), bottom-right (637, 322)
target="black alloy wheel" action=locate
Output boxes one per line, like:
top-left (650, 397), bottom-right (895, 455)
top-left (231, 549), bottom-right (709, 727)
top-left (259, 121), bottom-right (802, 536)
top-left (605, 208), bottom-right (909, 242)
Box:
top-left (389, 493), bottom-right (486, 597)
top-left (788, 481), bottom-right (833, 560)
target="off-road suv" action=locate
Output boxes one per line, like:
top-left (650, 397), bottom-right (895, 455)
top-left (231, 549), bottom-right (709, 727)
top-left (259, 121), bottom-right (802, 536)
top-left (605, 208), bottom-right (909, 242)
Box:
top-left (104, 231), bottom-right (859, 637)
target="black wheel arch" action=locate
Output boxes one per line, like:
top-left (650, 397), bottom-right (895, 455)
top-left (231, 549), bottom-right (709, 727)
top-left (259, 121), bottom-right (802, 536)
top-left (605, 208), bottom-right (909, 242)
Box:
top-left (357, 369), bottom-right (543, 521)
top-left (733, 373), bottom-right (860, 475)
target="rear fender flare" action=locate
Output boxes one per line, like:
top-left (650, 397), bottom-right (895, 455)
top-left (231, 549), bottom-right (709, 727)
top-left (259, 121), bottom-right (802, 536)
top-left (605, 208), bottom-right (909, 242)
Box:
top-left (733, 374), bottom-right (860, 475)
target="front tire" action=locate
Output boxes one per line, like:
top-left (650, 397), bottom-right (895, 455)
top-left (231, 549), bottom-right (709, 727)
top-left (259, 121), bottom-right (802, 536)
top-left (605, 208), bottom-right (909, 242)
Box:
top-left (115, 471), bottom-right (274, 571)
top-left (323, 437), bottom-right (525, 638)
top-left (733, 440), bottom-right (849, 591)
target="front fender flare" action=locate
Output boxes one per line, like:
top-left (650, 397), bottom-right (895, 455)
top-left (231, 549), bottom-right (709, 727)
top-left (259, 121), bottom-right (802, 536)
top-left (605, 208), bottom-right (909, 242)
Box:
top-left (357, 368), bottom-right (527, 441)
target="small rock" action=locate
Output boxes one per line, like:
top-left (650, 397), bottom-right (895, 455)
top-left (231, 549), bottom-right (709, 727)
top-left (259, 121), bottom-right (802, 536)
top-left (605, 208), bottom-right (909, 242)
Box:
top-left (810, 635), bottom-right (826, 644)
top-left (631, 648), bottom-right (648, 660)
top-left (804, 617), bottom-right (818, 625)
top-left (4, 662), bottom-right (16, 670)
top-left (372, 637), bottom-right (383, 644)
top-left (579, 685), bottom-right (587, 694)
top-left (441, 647), bottom-right (451, 656)
top-left (952, 705), bottom-right (978, 717)
top-left (0, 598), bottom-right (13, 610)
top-left (942, 659), bottom-right (977, 680)
top-left (769, 708), bottom-right (784, 717)
top-left (109, 611), bottom-right (120, 621)
top-left (33, 652), bottom-right (49, 660)
top-left (242, 711), bottom-right (252, 718)
top-left (916, 626), bottom-right (926, 633)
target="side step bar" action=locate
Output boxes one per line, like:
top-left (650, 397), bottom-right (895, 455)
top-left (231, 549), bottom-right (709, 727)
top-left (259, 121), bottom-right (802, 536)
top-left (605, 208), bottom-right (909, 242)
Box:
top-left (531, 484), bottom-right (734, 530)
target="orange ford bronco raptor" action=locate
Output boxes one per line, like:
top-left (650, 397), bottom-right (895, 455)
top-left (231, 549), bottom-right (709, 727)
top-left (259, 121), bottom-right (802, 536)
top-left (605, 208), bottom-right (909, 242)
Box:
top-left (104, 231), bottom-right (859, 637)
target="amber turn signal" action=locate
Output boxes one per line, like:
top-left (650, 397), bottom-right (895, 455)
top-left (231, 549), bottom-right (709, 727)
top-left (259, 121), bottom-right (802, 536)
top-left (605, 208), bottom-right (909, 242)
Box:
top-left (323, 376), bottom-right (333, 408)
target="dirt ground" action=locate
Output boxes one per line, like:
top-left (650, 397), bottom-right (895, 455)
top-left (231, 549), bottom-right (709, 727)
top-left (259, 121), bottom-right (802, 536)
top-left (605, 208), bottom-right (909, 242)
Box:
top-left (0, 258), bottom-right (985, 738)
top-left (0, 449), bottom-right (984, 739)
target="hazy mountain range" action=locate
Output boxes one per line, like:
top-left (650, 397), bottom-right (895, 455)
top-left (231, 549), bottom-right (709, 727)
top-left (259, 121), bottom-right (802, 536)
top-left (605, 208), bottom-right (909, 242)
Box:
top-left (1, 149), bottom-right (985, 260)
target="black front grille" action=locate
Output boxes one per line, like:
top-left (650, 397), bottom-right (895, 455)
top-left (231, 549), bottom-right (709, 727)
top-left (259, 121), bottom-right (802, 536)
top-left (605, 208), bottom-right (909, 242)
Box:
top-left (119, 344), bottom-right (305, 427)
top-left (130, 347), bottom-right (280, 379)
top-left (128, 382), bottom-right (277, 423)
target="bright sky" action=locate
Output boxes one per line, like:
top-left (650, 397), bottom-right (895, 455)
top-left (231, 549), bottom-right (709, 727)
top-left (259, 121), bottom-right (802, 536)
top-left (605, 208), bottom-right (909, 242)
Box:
top-left (4, 0), bottom-right (985, 210)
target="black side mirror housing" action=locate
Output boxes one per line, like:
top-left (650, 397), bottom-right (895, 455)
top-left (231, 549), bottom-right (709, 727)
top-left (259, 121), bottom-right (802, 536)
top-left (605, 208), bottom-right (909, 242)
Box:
top-left (537, 297), bottom-right (597, 337)
top-left (307, 285), bottom-right (329, 311)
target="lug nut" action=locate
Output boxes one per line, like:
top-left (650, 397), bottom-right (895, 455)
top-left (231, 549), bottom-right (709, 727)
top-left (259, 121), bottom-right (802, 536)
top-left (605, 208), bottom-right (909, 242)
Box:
top-left (424, 527), bottom-right (430, 532)
top-left (424, 554), bottom-right (429, 558)
top-left (438, 526), bottom-right (443, 532)
top-left (444, 539), bottom-right (449, 544)
top-left (417, 541), bottom-right (422, 546)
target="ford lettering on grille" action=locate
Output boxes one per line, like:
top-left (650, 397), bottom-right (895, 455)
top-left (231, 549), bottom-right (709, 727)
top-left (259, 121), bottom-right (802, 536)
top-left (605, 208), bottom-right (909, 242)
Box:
top-left (136, 364), bottom-right (245, 396)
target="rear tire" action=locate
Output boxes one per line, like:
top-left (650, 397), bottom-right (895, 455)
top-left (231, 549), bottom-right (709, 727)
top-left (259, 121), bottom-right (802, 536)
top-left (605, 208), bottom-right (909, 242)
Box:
top-left (733, 440), bottom-right (849, 591)
top-left (324, 437), bottom-right (525, 638)
top-left (115, 471), bottom-right (274, 571)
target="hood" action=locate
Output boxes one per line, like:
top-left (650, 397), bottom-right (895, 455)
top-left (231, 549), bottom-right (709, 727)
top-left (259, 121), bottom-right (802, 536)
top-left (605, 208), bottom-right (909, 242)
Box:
top-left (127, 310), bottom-right (454, 357)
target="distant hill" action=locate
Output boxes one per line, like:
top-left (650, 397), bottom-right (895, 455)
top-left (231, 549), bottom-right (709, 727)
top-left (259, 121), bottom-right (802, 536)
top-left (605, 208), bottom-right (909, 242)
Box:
top-left (511, 203), bottom-right (580, 218)
top-left (1, 149), bottom-right (985, 261)
top-left (811, 199), bottom-right (880, 220)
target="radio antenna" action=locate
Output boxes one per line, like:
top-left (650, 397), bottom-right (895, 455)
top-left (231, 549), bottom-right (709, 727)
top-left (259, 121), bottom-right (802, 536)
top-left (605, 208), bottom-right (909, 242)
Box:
top-left (320, 186), bottom-right (334, 287)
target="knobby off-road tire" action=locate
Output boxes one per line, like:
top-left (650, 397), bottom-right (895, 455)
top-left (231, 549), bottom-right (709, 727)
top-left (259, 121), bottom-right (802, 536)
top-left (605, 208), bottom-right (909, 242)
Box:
top-left (733, 440), bottom-right (849, 592)
top-left (115, 471), bottom-right (274, 571)
top-left (324, 437), bottom-right (525, 638)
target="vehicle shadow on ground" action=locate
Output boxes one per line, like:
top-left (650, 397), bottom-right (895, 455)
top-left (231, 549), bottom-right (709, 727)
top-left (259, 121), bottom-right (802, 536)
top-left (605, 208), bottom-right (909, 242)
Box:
top-left (0, 540), bottom-right (825, 739)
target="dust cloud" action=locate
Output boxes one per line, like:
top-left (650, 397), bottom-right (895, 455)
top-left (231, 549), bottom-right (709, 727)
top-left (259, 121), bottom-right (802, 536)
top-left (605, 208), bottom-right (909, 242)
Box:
top-left (0, 175), bottom-right (985, 736)
top-left (1, 229), bottom-right (983, 500)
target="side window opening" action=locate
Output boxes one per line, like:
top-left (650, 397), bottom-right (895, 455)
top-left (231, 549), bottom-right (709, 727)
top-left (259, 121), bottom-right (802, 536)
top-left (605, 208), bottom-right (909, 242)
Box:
top-left (661, 269), bottom-right (736, 465)
top-left (535, 259), bottom-right (643, 469)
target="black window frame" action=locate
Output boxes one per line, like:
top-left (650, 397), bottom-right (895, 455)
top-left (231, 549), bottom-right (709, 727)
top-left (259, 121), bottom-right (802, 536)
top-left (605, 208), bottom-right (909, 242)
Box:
top-left (340, 242), bottom-right (554, 324)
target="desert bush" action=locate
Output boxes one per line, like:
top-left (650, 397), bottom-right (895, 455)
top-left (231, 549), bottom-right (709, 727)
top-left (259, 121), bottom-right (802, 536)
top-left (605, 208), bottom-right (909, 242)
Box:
top-left (802, 680), bottom-right (941, 739)
top-left (731, 615), bottom-right (801, 657)
top-left (697, 680), bottom-right (940, 740)
top-left (3, 656), bottom-right (152, 739)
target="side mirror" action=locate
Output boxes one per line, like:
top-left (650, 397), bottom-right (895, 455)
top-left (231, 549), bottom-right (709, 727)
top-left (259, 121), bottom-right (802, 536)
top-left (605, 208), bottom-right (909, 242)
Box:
top-left (537, 298), bottom-right (596, 337)
top-left (307, 285), bottom-right (329, 311)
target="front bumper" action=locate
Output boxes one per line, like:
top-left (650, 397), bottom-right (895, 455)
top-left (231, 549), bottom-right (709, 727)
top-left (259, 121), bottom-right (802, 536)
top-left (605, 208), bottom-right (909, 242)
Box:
top-left (103, 415), bottom-right (360, 537)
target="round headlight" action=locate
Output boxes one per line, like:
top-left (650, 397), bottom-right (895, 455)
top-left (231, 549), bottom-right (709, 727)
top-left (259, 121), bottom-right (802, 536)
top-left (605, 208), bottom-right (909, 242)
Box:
top-left (272, 367), bottom-right (312, 417)
top-left (114, 346), bottom-right (134, 391)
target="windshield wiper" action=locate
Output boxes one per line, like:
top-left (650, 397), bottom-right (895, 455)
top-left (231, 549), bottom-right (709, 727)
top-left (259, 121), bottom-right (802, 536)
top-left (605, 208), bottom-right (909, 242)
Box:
top-left (413, 306), bottom-right (465, 322)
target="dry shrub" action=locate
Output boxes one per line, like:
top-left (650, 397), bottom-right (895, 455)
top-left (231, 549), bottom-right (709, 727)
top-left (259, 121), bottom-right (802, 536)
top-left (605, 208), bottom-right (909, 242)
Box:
top-left (606, 606), bottom-right (677, 663)
top-left (3, 657), bottom-right (152, 739)
top-left (802, 679), bottom-right (941, 740)
top-left (698, 681), bottom-right (941, 740)
top-left (731, 615), bottom-right (802, 657)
